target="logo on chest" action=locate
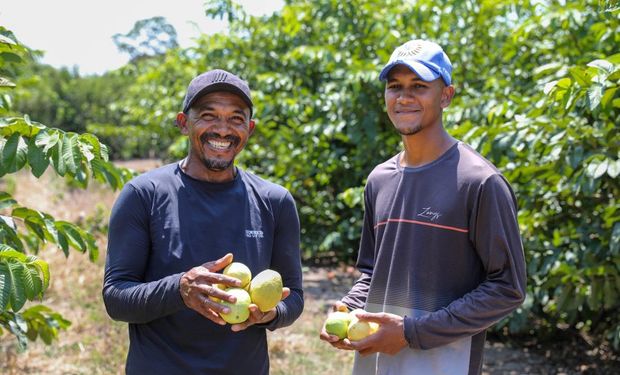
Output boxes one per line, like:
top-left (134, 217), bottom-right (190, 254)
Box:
top-left (245, 230), bottom-right (264, 238)
top-left (417, 207), bottom-right (442, 222)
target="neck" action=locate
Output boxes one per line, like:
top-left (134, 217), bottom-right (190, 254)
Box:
top-left (180, 157), bottom-right (237, 183)
top-left (400, 128), bottom-right (456, 168)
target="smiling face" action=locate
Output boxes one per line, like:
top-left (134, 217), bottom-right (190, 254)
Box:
top-left (384, 65), bottom-right (454, 136)
top-left (176, 91), bottom-right (255, 181)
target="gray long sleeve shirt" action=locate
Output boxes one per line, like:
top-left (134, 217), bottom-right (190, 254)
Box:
top-left (103, 163), bottom-right (304, 375)
top-left (342, 142), bottom-right (526, 375)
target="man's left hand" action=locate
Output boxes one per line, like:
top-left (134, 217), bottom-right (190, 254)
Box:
top-left (230, 288), bottom-right (290, 331)
top-left (345, 312), bottom-right (408, 356)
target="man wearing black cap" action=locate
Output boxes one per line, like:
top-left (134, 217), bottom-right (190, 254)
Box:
top-left (103, 69), bottom-right (304, 374)
top-left (320, 40), bottom-right (526, 374)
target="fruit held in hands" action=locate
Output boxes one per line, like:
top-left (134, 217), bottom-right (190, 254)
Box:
top-left (219, 288), bottom-right (251, 324)
top-left (249, 269), bottom-right (283, 312)
top-left (324, 311), bottom-right (353, 340)
top-left (323, 308), bottom-right (380, 341)
top-left (347, 316), bottom-right (379, 341)
top-left (223, 262), bottom-right (252, 288)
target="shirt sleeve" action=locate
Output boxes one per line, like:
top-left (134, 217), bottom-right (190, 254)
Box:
top-left (259, 191), bottom-right (304, 330)
top-left (341, 184), bottom-right (374, 310)
top-left (102, 183), bottom-right (186, 324)
top-left (404, 174), bottom-right (527, 349)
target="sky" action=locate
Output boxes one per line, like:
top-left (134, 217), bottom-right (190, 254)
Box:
top-left (0, 0), bottom-right (283, 75)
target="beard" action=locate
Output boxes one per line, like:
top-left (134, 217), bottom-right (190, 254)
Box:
top-left (396, 124), bottom-right (422, 136)
top-left (201, 156), bottom-right (234, 171)
top-left (198, 132), bottom-right (240, 171)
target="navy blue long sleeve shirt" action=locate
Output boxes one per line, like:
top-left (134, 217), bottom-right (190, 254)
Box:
top-left (103, 163), bottom-right (304, 374)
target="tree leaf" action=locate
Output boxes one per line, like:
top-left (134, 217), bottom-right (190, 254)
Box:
top-left (601, 87), bottom-right (618, 109)
top-left (0, 76), bottom-right (15, 88)
top-left (0, 262), bottom-right (10, 312)
top-left (1, 133), bottom-right (28, 174)
top-left (34, 130), bottom-right (59, 154)
top-left (608, 160), bottom-right (620, 178)
top-left (56, 221), bottom-right (87, 253)
top-left (569, 66), bottom-right (592, 87)
top-left (32, 259), bottom-right (50, 290)
top-left (61, 133), bottom-right (80, 174)
top-left (7, 261), bottom-right (26, 312)
top-left (49, 136), bottom-right (66, 176)
top-left (588, 84), bottom-right (603, 110)
top-left (593, 159), bottom-right (608, 179)
top-left (0, 192), bottom-right (17, 210)
top-left (587, 59), bottom-right (614, 74)
top-left (27, 136), bottom-right (49, 177)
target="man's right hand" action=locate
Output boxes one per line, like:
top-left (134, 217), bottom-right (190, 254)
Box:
top-left (319, 301), bottom-right (356, 351)
top-left (179, 253), bottom-right (242, 325)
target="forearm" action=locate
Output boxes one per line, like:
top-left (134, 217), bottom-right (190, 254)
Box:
top-left (341, 272), bottom-right (371, 310)
top-left (403, 277), bottom-right (525, 350)
top-left (103, 272), bottom-right (186, 323)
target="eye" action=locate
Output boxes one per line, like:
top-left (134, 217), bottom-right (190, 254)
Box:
top-left (201, 113), bottom-right (217, 121)
top-left (387, 83), bottom-right (402, 90)
top-left (230, 115), bottom-right (246, 125)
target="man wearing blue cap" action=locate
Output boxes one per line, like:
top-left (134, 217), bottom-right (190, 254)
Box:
top-left (103, 69), bottom-right (304, 374)
top-left (320, 40), bottom-right (526, 374)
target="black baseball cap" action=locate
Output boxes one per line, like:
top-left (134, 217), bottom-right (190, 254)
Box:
top-left (182, 69), bottom-right (253, 117)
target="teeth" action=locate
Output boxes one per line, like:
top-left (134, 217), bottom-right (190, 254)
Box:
top-left (207, 139), bottom-right (231, 150)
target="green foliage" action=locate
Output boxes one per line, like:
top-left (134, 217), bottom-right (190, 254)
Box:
top-left (0, 29), bottom-right (134, 350)
top-left (13, 64), bottom-right (129, 134)
top-left (109, 0), bottom-right (620, 350)
top-left (4, 0), bottom-right (619, 352)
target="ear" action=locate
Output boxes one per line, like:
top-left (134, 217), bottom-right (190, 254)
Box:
top-left (248, 120), bottom-right (256, 135)
top-left (176, 112), bottom-right (189, 135)
top-left (440, 85), bottom-right (455, 109)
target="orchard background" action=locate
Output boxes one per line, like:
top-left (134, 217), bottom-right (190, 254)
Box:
top-left (1, 0), bottom-right (619, 373)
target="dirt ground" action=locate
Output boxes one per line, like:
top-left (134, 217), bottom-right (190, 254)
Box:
top-left (304, 266), bottom-right (620, 375)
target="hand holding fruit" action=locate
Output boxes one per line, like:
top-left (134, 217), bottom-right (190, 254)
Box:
top-left (198, 258), bottom-right (288, 330)
top-left (320, 304), bottom-right (407, 356)
top-left (179, 253), bottom-right (243, 325)
top-left (320, 304), bottom-right (379, 348)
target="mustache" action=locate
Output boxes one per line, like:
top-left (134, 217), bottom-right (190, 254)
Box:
top-left (200, 132), bottom-right (240, 145)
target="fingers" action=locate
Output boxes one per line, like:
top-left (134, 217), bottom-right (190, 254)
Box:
top-left (334, 301), bottom-right (349, 312)
top-left (203, 253), bottom-right (234, 273)
top-left (319, 325), bottom-right (356, 350)
top-left (280, 287), bottom-right (290, 301)
top-left (189, 293), bottom-right (228, 325)
top-left (230, 304), bottom-right (277, 332)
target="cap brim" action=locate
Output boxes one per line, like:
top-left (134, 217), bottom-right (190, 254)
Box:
top-left (184, 82), bottom-right (253, 116)
top-left (379, 60), bottom-right (440, 82)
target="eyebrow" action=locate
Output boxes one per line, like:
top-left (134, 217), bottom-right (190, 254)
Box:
top-left (195, 104), bottom-right (248, 118)
top-left (387, 76), bottom-right (425, 84)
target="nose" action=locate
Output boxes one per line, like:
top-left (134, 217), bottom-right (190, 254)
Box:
top-left (397, 89), bottom-right (415, 103)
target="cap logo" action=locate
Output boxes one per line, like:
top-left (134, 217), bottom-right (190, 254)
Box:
top-left (210, 71), bottom-right (228, 83)
top-left (397, 44), bottom-right (424, 58)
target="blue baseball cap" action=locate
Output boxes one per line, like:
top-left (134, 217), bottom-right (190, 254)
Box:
top-left (379, 40), bottom-right (452, 85)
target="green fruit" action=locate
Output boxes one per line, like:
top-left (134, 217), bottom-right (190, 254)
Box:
top-left (324, 311), bottom-right (352, 340)
top-left (219, 288), bottom-right (251, 324)
top-left (249, 269), bottom-right (283, 312)
top-left (223, 262), bottom-right (252, 288)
